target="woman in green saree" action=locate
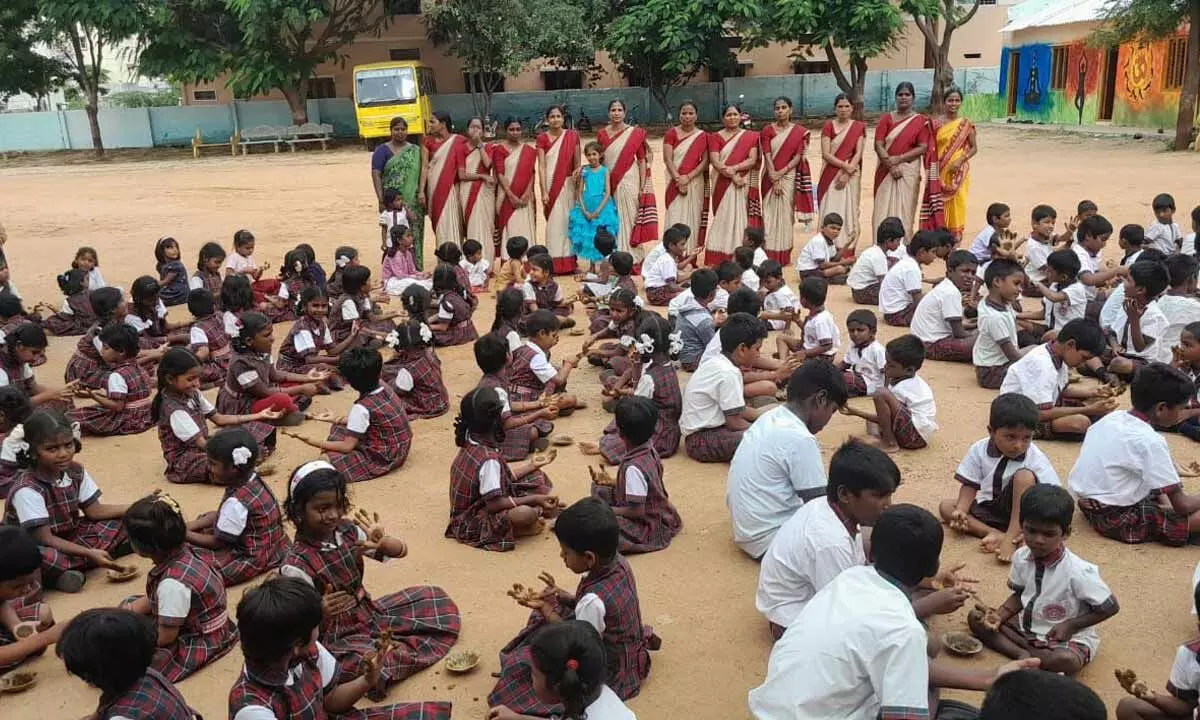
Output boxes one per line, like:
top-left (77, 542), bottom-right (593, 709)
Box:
top-left (371, 116), bottom-right (428, 269)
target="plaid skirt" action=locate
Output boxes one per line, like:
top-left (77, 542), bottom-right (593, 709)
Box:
top-left (883, 304), bottom-right (916, 327)
top-left (645, 285), bottom-right (680, 307)
top-left (70, 402), bottom-right (153, 437)
top-left (445, 505), bottom-right (513, 552)
top-left (164, 423), bottom-right (275, 485)
top-left (843, 370), bottom-right (868, 397)
top-left (925, 336), bottom-right (974, 363)
top-left (851, 284), bottom-right (880, 306)
top-left (0, 461), bottom-right (17, 500)
top-left (198, 354), bottom-right (231, 391)
top-left (1003, 617), bottom-right (1092, 666)
top-left (43, 312), bottom-right (91, 337)
top-left (969, 481), bottom-right (1017, 531)
top-left (327, 425), bottom-right (410, 484)
top-left (588, 310), bottom-right (612, 335)
top-left (433, 320), bottom-right (479, 348)
top-left (597, 418), bottom-right (681, 465)
top-left (499, 422), bottom-right (538, 461)
top-left (1078, 495), bottom-right (1190, 546)
top-left (41, 518), bottom-right (128, 576)
top-left (65, 351), bottom-right (106, 389)
top-left (683, 425), bottom-right (744, 463)
top-left (892, 405), bottom-right (927, 450)
top-left (153, 614), bottom-right (238, 682)
top-left (975, 363), bottom-right (1011, 389)
top-left (341, 703), bottom-right (452, 720)
top-left (203, 542), bottom-right (286, 587)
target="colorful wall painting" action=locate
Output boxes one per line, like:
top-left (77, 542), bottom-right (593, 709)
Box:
top-left (1112, 38), bottom-right (1182, 129)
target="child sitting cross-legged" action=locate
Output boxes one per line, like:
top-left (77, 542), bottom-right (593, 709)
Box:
top-left (524, 254), bottom-right (576, 328)
top-left (383, 286), bottom-right (451, 420)
top-left (229, 576), bottom-right (452, 719)
top-left (1106, 259), bottom-right (1172, 382)
top-left (1020, 249), bottom-right (1087, 343)
top-left (509, 310), bottom-right (584, 415)
top-left (840, 309), bottom-right (886, 398)
top-left (878, 230), bottom-right (940, 327)
top-left (911, 249), bottom-right (977, 363)
top-left (643, 225), bottom-right (700, 306)
top-left (218, 311), bottom-right (328, 424)
top-left (795, 213), bottom-right (853, 283)
top-left (473, 333), bottom-right (557, 461)
top-left (939, 393), bottom-right (1062, 563)
top-left (758, 261), bottom-right (800, 332)
top-left (847, 217), bottom-right (904, 306)
top-left (841, 334), bottom-right (938, 453)
top-left (775, 276), bottom-right (840, 364)
top-left (1114, 583), bottom-right (1200, 718)
top-left (1069, 362), bottom-right (1200, 546)
top-left (69, 323), bottom-right (154, 437)
top-left (968, 484), bottom-right (1119, 676)
top-left (0, 526), bottom-right (61, 674)
top-left (187, 289), bottom-right (233, 390)
top-left (974, 258), bottom-right (1028, 389)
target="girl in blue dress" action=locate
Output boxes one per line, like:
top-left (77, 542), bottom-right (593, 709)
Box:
top-left (569, 141), bottom-right (620, 271)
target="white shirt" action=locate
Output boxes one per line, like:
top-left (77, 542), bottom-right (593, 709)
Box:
top-left (954, 437), bottom-right (1060, 505)
top-left (749, 566), bottom-right (929, 720)
top-left (1068, 411), bottom-right (1182, 506)
top-left (1099, 282), bottom-right (1126, 334)
top-left (891, 376), bottom-right (938, 442)
top-left (1110, 299), bottom-right (1170, 363)
top-left (763, 285), bottom-right (800, 331)
top-left (845, 341), bottom-right (886, 395)
top-left (580, 686), bottom-right (637, 720)
top-left (460, 257), bottom-right (490, 288)
top-left (802, 309), bottom-right (839, 357)
top-left (1000, 343), bottom-right (1066, 406)
top-left (1156, 294), bottom-right (1200, 357)
top-left (1146, 221), bottom-right (1182, 255)
top-left (1024, 237), bottom-right (1053, 285)
top-left (11, 470), bottom-right (101, 525)
top-left (727, 405), bottom-right (827, 558)
top-left (339, 296), bottom-right (360, 321)
top-left (1183, 232), bottom-right (1197, 257)
top-left (224, 252), bottom-right (257, 275)
top-left (169, 394), bottom-right (216, 442)
top-left (1072, 243), bottom-right (1101, 301)
top-left (710, 286), bottom-right (730, 311)
top-left (642, 252), bottom-right (678, 289)
top-left (968, 225), bottom-right (997, 262)
top-left (233, 643), bottom-right (338, 720)
top-left (223, 310), bottom-right (240, 337)
top-left (910, 278), bottom-right (963, 344)
top-left (878, 256), bottom-right (922, 314)
top-left (795, 235), bottom-right (836, 272)
top-left (155, 578), bottom-right (192, 621)
top-left (699, 332), bottom-right (723, 366)
top-left (291, 325), bottom-right (334, 355)
top-left (753, 247), bottom-right (769, 269)
top-left (1008, 546), bottom-right (1113, 657)
top-left (87, 267), bottom-right (106, 290)
top-left (756, 498), bottom-right (865, 627)
top-left (0, 361), bottom-right (34, 389)
top-left (216, 495), bottom-right (250, 539)
top-left (522, 280), bottom-right (562, 304)
top-left (1044, 282), bottom-right (1088, 331)
top-left (523, 341), bottom-right (558, 384)
top-left (847, 246), bottom-right (890, 291)
top-left (504, 329), bottom-right (521, 353)
top-left (379, 208), bottom-right (410, 244)
top-left (742, 268), bottom-right (761, 292)
top-left (1168, 641), bottom-right (1200, 698)
top-left (680, 353), bottom-right (744, 436)
top-left (345, 387), bottom-right (385, 435)
top-left (973, 300), bottom-right (1018, 367)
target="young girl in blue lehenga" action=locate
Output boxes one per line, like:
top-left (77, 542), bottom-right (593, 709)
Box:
top-left (568, 141), bottom-right (620, 273)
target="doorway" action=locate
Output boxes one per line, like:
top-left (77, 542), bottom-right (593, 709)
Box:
top-left (1006, 50), bottom-right (1020, 115)
top-left (1098, 46), bottom-right (1118, 121)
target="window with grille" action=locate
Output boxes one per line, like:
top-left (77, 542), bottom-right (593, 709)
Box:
top-left (542, 70), bottom-right (583, 91)
top-left (793, 60), bottom-right (832, 75)
top-left (307, 77), bottom-right (336, 99)
top-left (1165, 37), bottom-right (1188, 90)
top-left (389, 48), bottom-right (421, 61)
top-left (1050, 46), bottom-right (1069, 90)
top-left (192, 90), bottom-right (217, 102)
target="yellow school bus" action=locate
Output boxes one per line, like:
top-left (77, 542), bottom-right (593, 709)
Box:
top-left (352, 61), bottom-right (436, 141)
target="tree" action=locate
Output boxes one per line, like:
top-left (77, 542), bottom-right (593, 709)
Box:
top-left (903, 0), bottom-right (982, 113)
top-left (1093, 0), bottom-right (1200, 150)
top-left (0, 0), bottom-right (70, 108)
top-left (37, 0), bottom-right (145, 157)
top-left (139, 0), bottom-right (392, 125)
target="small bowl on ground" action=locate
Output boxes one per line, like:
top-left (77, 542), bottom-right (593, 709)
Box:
top-left (0, 671), bottom-right (37, 694)
top-left (12, 622), bottom-right (37, 640)
top-left (444, 650), bottom-right (480, 673)
top-left (941, 631), bottom-right (982, 657)
top-left (107, 565), bottom-right (140, 583)
top-left (568, 327), bottom-right (586, 336)
top-left (550, 435), bottom-right (574, 447)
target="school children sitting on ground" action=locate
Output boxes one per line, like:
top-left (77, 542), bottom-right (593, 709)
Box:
top-left (847, 217), bottom-right (904, 306)
top-left (840, 309), bottom-right (886, 398)
top-left (795, 214), bottom-right (853, 283)
top-left (974, 258), bottom-right (1028, 389)
top-left (911, 249), bottom-right (978, 363)
top-left (842, 334), bottom-right (938, 452)
top-left (878, 230), bottom-right (939, 327)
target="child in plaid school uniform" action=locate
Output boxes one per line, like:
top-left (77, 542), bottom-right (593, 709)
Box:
top-left (2, 409), bottom-right (132, 593)
top-left (153, 349), bottom-right (278, 485)
top-left (70, 324), bottom-right (153, 436)
top-left (840, 309), bottom-right (886, 398)
top-left (430, 263), bottom-right (479, 347)
top-left (489, 498), bottom-right (657, 715)
top-left (41, 268), bottom-right (94, 336)
top-left (58, 608), bottom-right (201, 720)
top-left (435, 241), bottom-right (479, 311)
top-left (126, 275), bottom-right (187, 350)
top-left (277, 286), bottom-right (358, 392)
top-left (473, 333), bottom-right (559, 461)
top-left (581, 289), bottom-right (641, 368)
top-left (185, 428), bottom-right (287, 585)
top-left (524, 254), bottom-right (577, 328)
top-left (0, 322), bottom-right (75, 413)
top-left (0, 388), bottom-right (31, 499)
top-left (509, 310), bottom-right (585, 414)
top-left (217, 312), bottom-right (328, 421)
top-left (286, 348), bottom-right (413, 483)
top-left (445, 387), bottom-right (559, 552)
top-left (281, 462), bottom-right (461, 698)
top-left (228, 576), bottom-right (453, 720)
top-left (329, 265), bottom-right (396, 350)
top-left (261, 248), bottom-right (311, 324)
top-left (492, 288), bottom-right (526, 353)
top-left (590, 397), bottom-right (681, 554)
top-left (186, 289), bottom-right (233, 389)
top-left (119, 493), bottom-right (239, 681)
top-left (189, 241), bottom-right (226, 308)
top-left (383, 291), bottom-right (450, 419)
top-left (0, 527), bottom-right (60, 673)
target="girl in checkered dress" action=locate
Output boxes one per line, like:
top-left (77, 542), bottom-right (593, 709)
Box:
top-left (65, 287), bottom-right (126, 388)
top-left (0, 527), bottom-right (57, 674)
top-left (59, 608), bottom-right (201, 720)
top-left (126, 275), bottom-right (186, 350)
top-left (282, 462), bottom-right (461, 697)
top-left (329, 265), bottom-right (397, 350)
top-left (509, 310), bottom-right (585, 414)
top-left (220, 273), bottom-right (256, 338)
top-left (383, 287), bottom-right (450, 419)
top-left (430, 263), bottom-right (479, 347)
top-left (279, 286), bottom-right (360, 379)
top-left (41, 268), bottom-right (94, 336)
top-left (446, 387), bottom-right (559, 551)
top-left (581, 289), bottom-right (640, 368)
top-left (287, 348), bottom-right (414, 483)
top-left (189, 241), bottom-right (226, 310)
top-left (327, 245), bottom-right (359, 297)
top-left (473, 333), bottom-right (559, 461)
top-left (153, 348), bottom-right (278, 485)
top-left (0, 323), bottom-right (74, 413)
top-left (492, 287), bottom-right (526, 353)
top-left (70, 324), bottom-right (154, 436)
top-left (218, 312), bottom-right (328, 421)
top-left (263, 248), bottom-right (313, 324)
top-left (3, 410), bottom-right (132, 592)
top-left (120, 494), bottom-right (239, 681)
top-left (185, 428), bottom-right (288, 585)
top-left (186, 288), bottom-right (233, 389)
top-left (434, 241), bottom-right (479, 311)
top-left (0, 388), bottom-right (31, 499)
top-left (489, 498), bottom-right (656, 714)
top-left (591, 397), bottom-right (681, 554)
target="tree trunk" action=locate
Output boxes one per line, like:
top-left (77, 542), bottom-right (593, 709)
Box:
top-left (824, 42), bottom-right (866, 120)
top-left (1174, 0), bottom-right (1200, 150)
top-left (923, 16), bottom-right (939, 69)
top-left (651, 85), bottom-right (671, 124)
top-left (85, 90), bottom-right (103, 158)
top-left (930, 42), bottom-right (953, 114)
top-left (280, 82), bottom-right (310, 125)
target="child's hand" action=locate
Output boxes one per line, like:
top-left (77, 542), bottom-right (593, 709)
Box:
top-left (948, 510), bottom-right (970, 532)
top-left (540, 405), bottom-right (560, 420)
top-left (930, 561), bottom-right (979, 591)
top-left (256, 408), bottom-right (284, 422)
top-left (532, 448), bottom-right (557, 468)
top-left (353, 508), bottom-right (386, 544)
top-left (299, 382), bottom-right (321, 397)
top-left (921, 587), bottom-right (972, 615)
top-left (321, 585), bottom-right (356, 617)
top-left (1123, 296), bottom-right (1145, 320)
top-left (1046, 619), bottom-right (1076, 643)
top-left (360, 650), bottom-right (383, 688)
top-left (85, 548), bottom-right (120, 570)
top-left (995, 658), bottom-right (1041, 679)
top-left (488, 705), bottom-right (522, 720)
top-left (1173, 345), bottom-right (1186, 365)
top-left (507, 583), bottom-right (548, 613)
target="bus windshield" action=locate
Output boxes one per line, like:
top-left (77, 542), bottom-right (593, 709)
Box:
top-left (355, 67), bottom-right (417, 107)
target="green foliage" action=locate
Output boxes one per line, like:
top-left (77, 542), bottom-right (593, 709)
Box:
top-left (1093, 0), bottom-right (1191, 44)
top-left (0, 0), bottom-right (71, 100)
top-left (107, 87), bottom-right (181, 107)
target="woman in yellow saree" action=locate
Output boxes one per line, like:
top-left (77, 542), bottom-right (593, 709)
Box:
top-left (934, 87), bottom-right (977, 243)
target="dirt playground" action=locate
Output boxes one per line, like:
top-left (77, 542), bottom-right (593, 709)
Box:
top-left (0, 125), bottom-right (1196, 719)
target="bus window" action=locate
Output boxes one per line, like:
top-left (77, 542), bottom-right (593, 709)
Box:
top-left (355, 67), bottom-right (417, 107)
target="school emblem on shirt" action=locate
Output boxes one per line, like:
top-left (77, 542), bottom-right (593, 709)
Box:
top-left (1040, 603), bottom-right (1068, 622)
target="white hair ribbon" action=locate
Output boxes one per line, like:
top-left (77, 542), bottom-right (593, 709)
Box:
top-left (419, 323), bottom-right (433, 344)
top-left (231, 446), bottom-right (252, 467)
top-left (290, 460), bottom-right (336, 493)
top-left (385, 330), bottom-right (400, 349)
top-left (335, 254), bottom-right (351, 268)
top-left (634, 333), bottom-right (655, 356)
top-left (668, 330), bottom-right (684, 357)
top-left (70, 421), bottom-right (81, 442)
top-left (619, 335), bottom-right (636, 348)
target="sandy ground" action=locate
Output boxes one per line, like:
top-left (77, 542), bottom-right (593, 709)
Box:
top-left (0, 125), bottom-right (1196, 719)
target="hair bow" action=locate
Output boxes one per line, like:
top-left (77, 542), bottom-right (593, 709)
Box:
top-left (231, 446), bottom-right (253, 466)
top-left (385, 330), bottom-right (400, 349)
top-left (634, 333), bottom-right (655, 355)
top-left (70, 421), bottom-right (81, 442)
top-left (419, 324), bottom-right (433, 344)
top-left (335, 254), bottom-right (351, 268)
top-left (668, 330), bottom-right (684, 357)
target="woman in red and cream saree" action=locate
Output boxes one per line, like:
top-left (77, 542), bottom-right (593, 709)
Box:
top-left (663, 101), bottom-right (709, 253)
top-left (705, 104), bottom-right (760, 266)
top-left (597, 99), bottom-right (658, 260)
top-left (537, 105), bottom-right (581, 275)
top-left (872, 82), bottom-right (930, 237)
top-left (492, 118), bottom-right (538, 251)
top-left (423, 112), bottom-right (466, 246)
top-left (759, 97), bottom-right (816, 265)
top-left (819, 95), bottom-right (867, 252)
top-left (456, 117), bottom-right (498, 262)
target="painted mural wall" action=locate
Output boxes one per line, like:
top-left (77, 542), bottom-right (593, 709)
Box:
top-left (1112, 37), bottom-right (1185, 128)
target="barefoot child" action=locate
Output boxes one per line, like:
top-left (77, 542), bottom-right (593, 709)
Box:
top-left (940, 394), bottom-right (1061, 563)
top-left (776, 276), bottom-right (839, 363)
top-left (847, 217), bottom-right (904, 305)
top-left (968, 203), bottom-right (1014, 263)
top-left (430, 263), bottom-right (479, 346)
top-left (445, 387), bottom-right (558, 551)
top-left (492, 288), bottom-right (526, 352)
top-left (0, 323), bottom-right (76, 410)
top-left (276, 286), bottom-right (358, 386)
top-left (70, 324), bottom-right (153, 436)
top-left (489, 498), bottom-right (656, 714)
top-left (329, 265), bottom-right (393, 349)
top-left (974, 259), bottom-right (1027, 389)
top-left (879, 231), bottom-right (939, 327)
top-left (1107, 259), bottom-right (1172, 380)
top-left (384, 287), bottom-right (450, 419)
top-left (155, 236), bottom-right (189, 307)
top-left (1022, 204), bottom-right (1057, 298)
top-left (1146, 192), bottom-right (1182, 255)
top-left (189, 242), bottom-right (225, 307)
top-left (509, 311), bottom-right (584, 414)
top-left (460, 238), bottom-right (491, 293)
top-left (795, 213), bottom-right (853, 283)
top-left (152, 348), bottom-right (278, 485)
top-left (842, 334), bottom-right (938, 452)
top-left (125, 275), bottom-right (183, 349)
top-left (229, 576), bottom-right (452, 719)
top-left (643, 226), bottom-right (698, 306)
top-left (185, 427), bottom-right (287, 585)
top-left (382, 224), bottom-right (431, 297)
top-left (1022, 249), bottom-right (1087, 341)
top-left (0, 527), bottom-right (61, 673)
top-left (285, 348), bottom-right (413, 482)
top-left (120, 493), bottom-right (239, 680)
top-left (217, 312), bottom-right (326, 422)
top-left (495, 236), bottom-right (530, 292)
top-left (281, 461), bottom-right (460, 696)
top-left (260, 248), bottom-right (308, 324)
top-left (758, 261), bottom-right (799, 331)
top-left (911, 250), bottom-right (977, 362)
top-left (524, 254), bottom-right (576, 327)
top-left (2, 410), bottom-right (131, 592)
top-left (1073, 214), bottom-right (1126, 320)
top-left (65, 287), bottom-right (127, 388)
top-left (840, 309), bottom-right (886, 398)
top-left (672, 270), bottom-right (719, 373)
top-left (580, 289), bottom-right (641, 368)
top-left (1159, 255), bottom-right (1200, 355)
top-left (474, 333), bottom-right (556, 461)
top-left (58, 609), bottom-right (201, 720)
top-left (968, 484), bottom-right (1118, 676)
top-left (220, 274), bottom-right (255, 337)
top-left (186, 289), bottom-right (233, 389)
top-left (1114, 585), bottom-right (1200, 718)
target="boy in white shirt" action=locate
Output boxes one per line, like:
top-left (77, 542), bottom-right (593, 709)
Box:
top-left (1157, 254), bottom-right (1200, 355)
top-left (735, 246), bottom-right (760, 292)
top-left (1072, 214), bottom-right (1127, 319)
top-left (840, 309), bottom-right (886, 397)
top-left (796, 213), bottom-right (853, 284)
top-left (878, 231), bottom-right (939, 327)
top-left (968, 484), bottom-right (1119, 676)
top-left (744, 227), bottom-right (768, 269)
top-left (776, 277), bottom-right (839, 362)
top-left (847, 217), bottom-right (905, 306)
top-left (758, 261), bottom-right (799, 332)
top-left (968, 202), bottom-right (1013, 263)
top-left (842, 334), bottom-right (938, 452)
top-left (1069, 362), bottom-right (1200, 545)
top-left (459, 239), bottom-right (490, 293)
top-left (1019, 249), bottom-right (1087, 341)
top-left (940, 393), bottom-right (1061, 563)
top-left (1022, 204), bottom-right (1057, 298)
top-left (974, 259), bottom-right (1027, 388)
top-left (1115, 583), bottom-right (1200, 718)
top-left (1184, 205), bottom-right (1200, 257)
top-left (642, 226), bottom-right (700, 307)
top-left (912, 249), bottom-right (977, 363)
top-left (756, 439), bottom-right (899, 638)
top-left (1107, 259), bottom-right (1172, 380)
top-left (1146, 192), bottom-right (1182, 255)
